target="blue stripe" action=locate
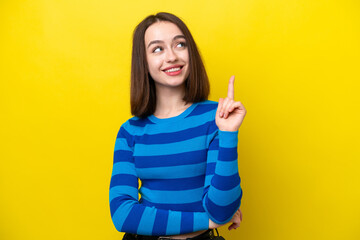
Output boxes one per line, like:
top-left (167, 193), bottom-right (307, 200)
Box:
top-left (114, 150), bottom-right (132, 163)
top-left (193, 212), bottom-right (210, 232)
top-left (219, 131), bottom-right (238, 148)
top-left (111, 196), bottom-right (134, 231)
top-left (180, 212), bottom-right (193, 234)
top-left (208, 122), bottom-right (218, 135)
top-left (208, 139), bottom-right (219, 150)
top-left (152, 210), bottom-right (169, 235)
top-left (156, 113), bottom-right (213, 132)
top-left (218, 147), bottom-right (237, 161)
top-left (141, 175), bottom-right (205, 190)
top-left (214, 160), bottom-right (239, 176)
top-left (118, 127), bottom-right (134, 147)
top-left (135, 150), bottom-right (207, 168)
top-left (134, 136), bottom-right (208, 156)
top-left (141, 198), bottom-right (204, 212)
top-left (208, 185), bottom-right (242, 206)
top-left (136, 163), bottom-right (206, 179)
top-left (140, 187), bottom-right (203, 204)
top-left (110, 174), bottom-right (138, 189)
top-left (211, 173), bottom-right (241, 191)
top-left (206, 151), bottom-right (218, 163)
top-left (133, 111), bottom-right (215, 135)
top-left (135, 121), bottom-right (213, 144)
top-left (186, 102), bottom-right (217, 117)
top-left (138, 207), bottom-right (157, 235)
top-left (109, 185), bottom-right (138, 202)
top-left (205, 195), bottom-right (242, 223)
top-left (129, 117), bottom-right (155, 127)
top-left (112, 162), bottom-right (137, 176)
top-left (205, 162), bottom-right (216, 175)
top-left (114, 138), bottom-right (132, 151)
top-left (166, 211), bottom-right (181, 235)
top-left (121, 205), bottom-right (146, 233)
top-left (110, 195), bottom-right (132, 217)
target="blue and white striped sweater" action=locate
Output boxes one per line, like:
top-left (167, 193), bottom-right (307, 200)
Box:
top-left (109, 100), bottom-right (242, 235)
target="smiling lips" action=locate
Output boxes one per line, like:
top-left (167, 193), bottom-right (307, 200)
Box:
top-left (162, 65), bottom-right (183, 76)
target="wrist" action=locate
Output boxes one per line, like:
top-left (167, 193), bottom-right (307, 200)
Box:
top-left (209, 218), bottom-right (223, 229)
top-left (209, 219), bottom-right (216, 229)
top-left (218, 128), bottom-right (238, 132)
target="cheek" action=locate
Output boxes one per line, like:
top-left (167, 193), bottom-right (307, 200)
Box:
top-left (182, 51), bottom-right (190, 69)
top-left (147, 57), bottom-right (162, 71)
top-left (181, 50), bottom-right (189, 61)
top-left (185, 54), bottom-right (191, 77)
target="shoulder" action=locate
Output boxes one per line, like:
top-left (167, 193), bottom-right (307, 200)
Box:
top-left (191, 101), bottom-right (219, 141)
top-left (116, 116), bottom-right (154, 133)
top-left (187, 100), bottom-right (218, 120)
top-left (117, 116), bottom-right (154, 136)
top-left (115, 116), bottom-right (155, 147)
top-left (196, 100), bottom-right (218, 109)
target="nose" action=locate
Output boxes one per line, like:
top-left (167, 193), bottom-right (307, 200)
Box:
top-left (165, 48), bottom-right (177, 62)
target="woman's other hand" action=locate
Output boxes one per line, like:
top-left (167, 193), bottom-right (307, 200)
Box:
top-left (208, 208), bottom-right (243, 230)
top-left (228, 208), bottom-right (242, 230)
top-left (216, 76), bottom-right (247, 132)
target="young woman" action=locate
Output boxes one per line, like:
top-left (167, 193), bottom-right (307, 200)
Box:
top-left (109, 12), bottom-right (246, 240)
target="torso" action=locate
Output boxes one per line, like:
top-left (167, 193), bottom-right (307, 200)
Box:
top-left (122, 100), bottom-right (219, 236)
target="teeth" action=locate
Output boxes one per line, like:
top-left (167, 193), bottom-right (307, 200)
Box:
top-left (165, 67), bottom-right (181, 72)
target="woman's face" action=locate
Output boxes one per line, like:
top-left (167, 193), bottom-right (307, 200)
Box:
top-left (144, 21), bottom-right (190, 90)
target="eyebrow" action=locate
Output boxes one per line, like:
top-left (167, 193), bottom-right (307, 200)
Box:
top-left (147, 35), bottom-right (186, 49)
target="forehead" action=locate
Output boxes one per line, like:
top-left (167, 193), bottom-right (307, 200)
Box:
top-left (144, 21), bottom-right (184, 44)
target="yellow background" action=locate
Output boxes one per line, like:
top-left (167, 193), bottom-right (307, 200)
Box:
top-left (1, 0), bottom-right (359, 239)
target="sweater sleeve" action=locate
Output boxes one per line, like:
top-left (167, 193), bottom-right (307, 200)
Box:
top-left (109, 125), bottom-right (210, 235)
top-left (202, 125), bottom-right (243, 224)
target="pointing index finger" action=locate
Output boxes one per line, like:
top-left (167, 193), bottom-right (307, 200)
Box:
top-left (227, 75), bottom-right (235, 99)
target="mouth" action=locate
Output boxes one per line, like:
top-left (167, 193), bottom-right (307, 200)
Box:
top-left (162, 65), bottom-right (183, 72)
top-left (164, 67), bottom-right (182, 73)
top-left (162, 65), bottom-right (184, 76)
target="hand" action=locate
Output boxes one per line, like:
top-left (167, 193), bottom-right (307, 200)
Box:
top-left (228, 208), bottom-right (243, 231)
top-left (215, 76), bottom-right (247, 132)
top-left (208, 208), bottom-right (243, 230)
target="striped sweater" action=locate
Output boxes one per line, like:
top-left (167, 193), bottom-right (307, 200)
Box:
top-left (109, 100), bottom-right (242, 235)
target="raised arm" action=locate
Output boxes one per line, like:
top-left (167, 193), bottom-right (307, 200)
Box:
top-left (202, 76), bottom-right (246, 224)
top-left (109, 125), bottom-right (210, 235)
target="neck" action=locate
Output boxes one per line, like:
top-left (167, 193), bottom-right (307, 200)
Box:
top-left (154, 84), bottom-right (191, 118)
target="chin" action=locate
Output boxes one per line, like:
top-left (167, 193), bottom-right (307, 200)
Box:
top-left (156, 79), bottom-right (186, 89)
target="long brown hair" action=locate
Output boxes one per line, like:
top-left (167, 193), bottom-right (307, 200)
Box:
top-left (131, 12), bottom-right (210, 118)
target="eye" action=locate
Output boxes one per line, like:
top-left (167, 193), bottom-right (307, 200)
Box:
top-left (153, 46), bottom-right (162, 53)
top-left (176, 42), bottom-right (186, 48)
